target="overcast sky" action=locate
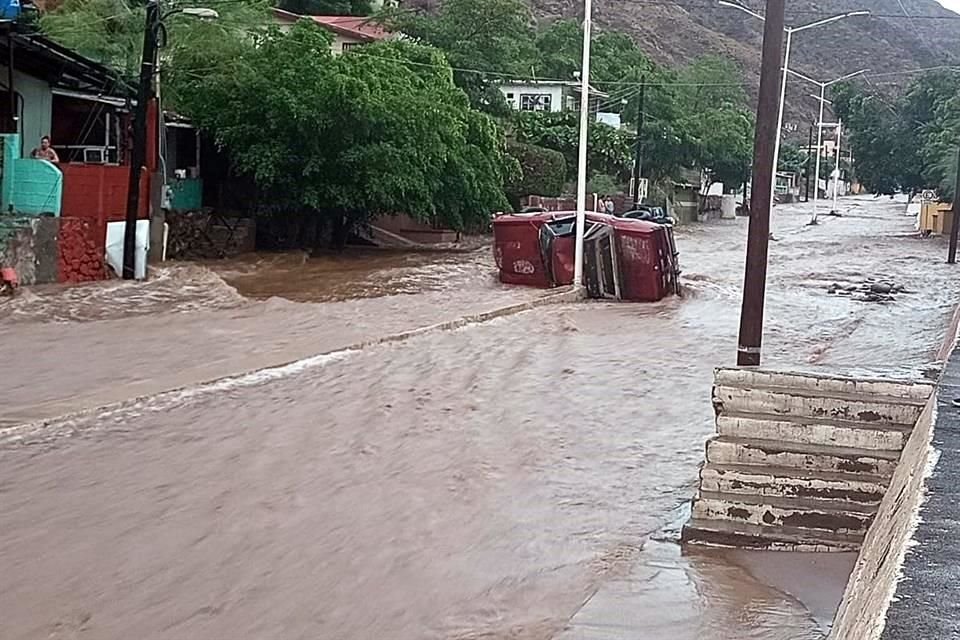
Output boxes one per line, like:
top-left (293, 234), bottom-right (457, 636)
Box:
top-left (939, 0), bottom-right (960, 13)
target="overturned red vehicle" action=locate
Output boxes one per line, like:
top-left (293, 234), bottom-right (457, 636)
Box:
top-left (492, 210), bottom-right (680, 302)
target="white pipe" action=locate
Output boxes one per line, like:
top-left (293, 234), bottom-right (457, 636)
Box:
top-left (573, 0), bottom-right (593, 289)
top-left (832, 119), bottom-right (842, 212)
top-left (771, 28), bottom-right (792, 209)
top-left (811, 83), bottom-right (826, 224)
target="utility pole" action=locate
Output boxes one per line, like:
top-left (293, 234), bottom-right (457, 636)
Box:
top-left (736, 0), bottom-right (785, 367)
top-left (123, 0), bottom-right (159, 280)
top-left (632, 77), bottom-right (646, 208)
top-left (830, 119), bottom-right (842, 214)
top-left (949, 146), bottom-right (960, 264)
top-left (805, 124), bottom-right (813, 202)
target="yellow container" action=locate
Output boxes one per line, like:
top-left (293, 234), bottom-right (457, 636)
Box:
top-left (920, 202), bottom-right (954, 235)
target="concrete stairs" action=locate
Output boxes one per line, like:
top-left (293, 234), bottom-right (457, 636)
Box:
top-left (682, 368), bottom-right (933, 552)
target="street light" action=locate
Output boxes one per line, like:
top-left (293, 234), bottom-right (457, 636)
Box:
top-left (786, 67), bottom-right (866, 223)
top-left (718, 1), bottom-right (869, 208)
top-left (572, 0), bottom-right (593, 289)
top-left (122, 2), bottom-right (220, 279)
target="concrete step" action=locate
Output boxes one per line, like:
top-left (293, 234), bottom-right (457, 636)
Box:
top-left (716, 411), bottom-right (912, 452)
top-left (714, 368), bottom-right (934, 403)
top-left (691, 490), bottom-right (877, 534)
top-left (699, 463), bottom-right (888, 505)
top-left (681, 517), bottom-right (863, 552)
top-left (713, 385), bottom-right (926, 427)
top-left (705, 436), bottom-right (900, 477)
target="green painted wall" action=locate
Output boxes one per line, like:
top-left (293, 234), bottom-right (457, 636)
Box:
top-left (11, 158), bottom-right (62, 215)
top-left (1, 66), bottom-right (53, 158)
top-left (1, 134), bottom-right (62, 216)
top-left (168, 177), bottom-right (203, 211)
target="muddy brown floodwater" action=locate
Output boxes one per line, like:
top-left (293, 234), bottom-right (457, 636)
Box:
top-left (1, 197), bottom-right (956, 640)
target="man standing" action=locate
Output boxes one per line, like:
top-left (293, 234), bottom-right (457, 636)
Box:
top-left (30, 136), bottom-right (60, 163)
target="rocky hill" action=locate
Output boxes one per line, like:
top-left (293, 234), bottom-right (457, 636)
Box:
top-left (530, 0), bottom-right (960, 131)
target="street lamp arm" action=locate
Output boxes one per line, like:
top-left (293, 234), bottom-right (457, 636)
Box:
top-left (785, 67), bottom-right (821, 87)
top-left (717, 0), bottom-right (766, 22)
top-left (825, 68), bottom-right (869, 86)
top-left (790, 10), bottom-right (870, 33)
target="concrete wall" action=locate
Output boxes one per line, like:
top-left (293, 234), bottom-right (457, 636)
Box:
top-left (829, 305), bottom-right (960, 639)
top-left (829, 390), bottom-right (936, 639)
top-left (10, 159), bottom-right (62, 215)
top-left (0, 215), bottom-right (105, 285)
top-left (0, 66), bottom-right (53, 158)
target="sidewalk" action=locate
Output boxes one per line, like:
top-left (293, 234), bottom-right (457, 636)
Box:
top-left (880, 345), bottom-right (960, 639)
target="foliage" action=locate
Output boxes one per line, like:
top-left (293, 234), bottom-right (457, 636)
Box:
top-left (40, 0), bottom-right (269, 110)
top-left (504, 142), bottom-right (566, 205)
top-left (833, 72), bottom-right (960, 196)
top-left (513, 111), bottom-right (633, 183)
top-left (586, 173), bottom-right (621, 197)
top-left (277, 0), bottom-right (372, 16)
top-left (382, 0), bottom-right (536, 114)
top-left (778, 143), bottom-right (807, 174)
top-left (176, 25), bottom-right (508, 243)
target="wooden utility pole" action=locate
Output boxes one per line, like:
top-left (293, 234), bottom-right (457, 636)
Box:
top-left (949, 146), bottom-right (960, 264)
top-left (123, 0), bottom-right (159, 279)
top-left (737, 0), bottom-right (785, 367)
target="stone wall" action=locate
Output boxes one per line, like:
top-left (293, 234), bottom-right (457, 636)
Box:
top-left (0, 215), bottom-right (107, 285)
top-left (58, 218), bottom-right (107, 283)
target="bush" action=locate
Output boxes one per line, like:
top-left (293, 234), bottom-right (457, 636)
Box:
top-left (505, 142), bottom-right (567, 208)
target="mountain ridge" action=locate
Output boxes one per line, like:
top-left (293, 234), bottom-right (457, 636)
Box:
top-left (529, 0), bottom-right (960, 129)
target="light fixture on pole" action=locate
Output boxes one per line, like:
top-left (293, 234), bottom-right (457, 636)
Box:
top-left (718, 1), bottom-right (869, 208)
top-left (786, 67), bottom-right (866, 224)
top-left (831, 118), bottom-right (842, 214)
top-left (572, 0), bottom-right (593, 289)
top-left (123, 3), bottom-right (220, 280)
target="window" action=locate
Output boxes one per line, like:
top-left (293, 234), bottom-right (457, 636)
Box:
top-left (519, 93), bottom-right (552, 112)
top-left (341, 42), bottom-right (363, 52)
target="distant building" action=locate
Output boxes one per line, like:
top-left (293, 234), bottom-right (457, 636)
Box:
top-left (272, 9), bottom-right (394, 55)
top-left (497, 80), bottom-right (620, 125)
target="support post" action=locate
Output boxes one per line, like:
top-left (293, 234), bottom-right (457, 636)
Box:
top-left (770, 28), bottom-right (792, 209)
top-left (811, 83), bottom-right (826, 225)
top-left (572, 0), bottom-right (593, 288)
top-left (805, 124), bottom-right (813, 202)
top-left (949, 146), bottom-right (960, 264)
top-left (123, 0), bottom-right (159, 280)
top-left (632, 77), bottom-right (646, 208)
top-left (737, 0), bottom-right (785, 367)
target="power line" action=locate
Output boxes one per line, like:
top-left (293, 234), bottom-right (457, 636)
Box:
top-left (618, 0), bottom-right (960, 20)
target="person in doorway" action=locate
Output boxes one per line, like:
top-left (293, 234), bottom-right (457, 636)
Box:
top-left (30, 136), bottom-right (60, 163)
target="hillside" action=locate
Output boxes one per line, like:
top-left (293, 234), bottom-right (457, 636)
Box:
top-left (529, 0), bottom-right (960, 130)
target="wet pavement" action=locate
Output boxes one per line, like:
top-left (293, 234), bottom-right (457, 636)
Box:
top-left (1, 196), bottom-right (957, 639)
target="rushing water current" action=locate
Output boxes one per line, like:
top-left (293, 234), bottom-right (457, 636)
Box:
top-left (0, 197), bottom-right (954, 639)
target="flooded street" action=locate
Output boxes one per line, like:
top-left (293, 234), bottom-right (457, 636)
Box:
top-left (1, 196), bottom-right (956, 639)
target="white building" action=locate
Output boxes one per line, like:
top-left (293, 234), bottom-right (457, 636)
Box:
top-left (497, 80), bottom-right (620, 126)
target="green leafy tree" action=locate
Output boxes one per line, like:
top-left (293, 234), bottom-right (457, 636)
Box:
top-left (504, 142), bottom-right (566, 207)
top-left (382, 0), bottom-right (536, 114)
top-left (277, 0), bottom-right (372, 16)
top-left (40, 0), bottom-right (268, 111)
top-left (834, 72), bottom-right (960, 196)
top-left (513, 111), bottom-right (633, 183)
top-left (177, 25), bottom-right (508, 246)
top-left (778, 143), bottom-right (807, 174)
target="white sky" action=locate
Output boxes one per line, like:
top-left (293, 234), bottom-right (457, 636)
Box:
top-left (939, 0), bottom-right (960, 14)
